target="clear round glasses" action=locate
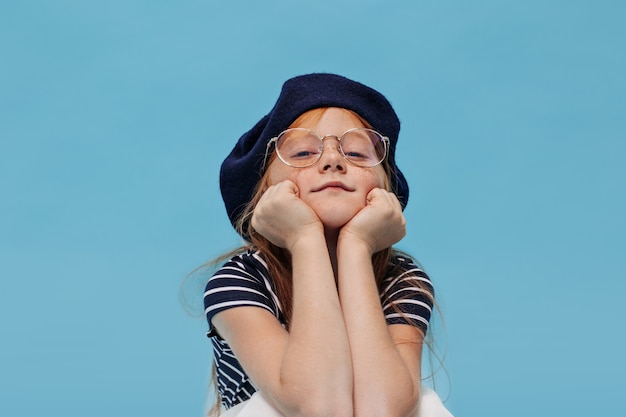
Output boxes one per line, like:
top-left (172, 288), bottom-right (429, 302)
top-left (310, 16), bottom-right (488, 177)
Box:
top-left (266, 128), bottom-right (390, 168)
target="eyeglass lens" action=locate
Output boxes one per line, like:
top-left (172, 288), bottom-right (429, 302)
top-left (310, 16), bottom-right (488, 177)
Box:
top-left (276, 129), bottom-right (386, 167)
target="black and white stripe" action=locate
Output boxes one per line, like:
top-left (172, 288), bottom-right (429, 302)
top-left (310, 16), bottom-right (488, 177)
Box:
top-left (204, 250), bottom-right (434, 409)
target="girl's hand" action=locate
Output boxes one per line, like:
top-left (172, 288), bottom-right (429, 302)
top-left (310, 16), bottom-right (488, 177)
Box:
top-left (251, 180), bottom-right (323, 250)
top-left (339, 188), bottom-right (406, 255)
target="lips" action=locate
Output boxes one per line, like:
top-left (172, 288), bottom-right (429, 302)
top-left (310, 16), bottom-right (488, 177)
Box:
top-left (313, 181), bottom-right (354, 192)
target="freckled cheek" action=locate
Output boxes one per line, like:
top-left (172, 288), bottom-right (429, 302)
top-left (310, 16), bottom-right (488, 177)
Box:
top-left (358, 170), bottom-right (387, 192)
top-left (282, 170), bottom-right (304, 189)
top-left (267, 161), bottom-right (289, 183)
top-left (267, 165), bottom-right (305, 188)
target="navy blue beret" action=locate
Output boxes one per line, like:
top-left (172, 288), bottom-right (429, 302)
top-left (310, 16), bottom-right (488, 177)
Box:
top-left (220, 73), bottom-right (409, 234)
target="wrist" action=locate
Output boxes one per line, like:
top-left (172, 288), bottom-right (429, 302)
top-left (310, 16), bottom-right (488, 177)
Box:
top-left (337, 232), bottom-right (375, 258)
top-left (287, 226), bottom-right (326, 254)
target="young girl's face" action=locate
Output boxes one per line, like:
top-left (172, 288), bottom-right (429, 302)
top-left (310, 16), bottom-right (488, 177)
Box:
top-left (267, 107), bottom-right (387, 231)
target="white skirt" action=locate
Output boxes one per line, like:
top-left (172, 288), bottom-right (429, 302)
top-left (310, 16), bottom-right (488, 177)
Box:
top-left (220, 387), bottom-right (453, 417)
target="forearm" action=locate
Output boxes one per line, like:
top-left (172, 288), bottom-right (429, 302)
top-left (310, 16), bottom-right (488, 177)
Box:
top-left (277, 233), bottom-right (353, 416)
top-left (337, 242), bottom-right (420, 417)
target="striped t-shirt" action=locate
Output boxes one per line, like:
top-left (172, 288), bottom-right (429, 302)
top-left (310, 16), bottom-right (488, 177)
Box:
top-left (204, 249), bottom-right (434, 409)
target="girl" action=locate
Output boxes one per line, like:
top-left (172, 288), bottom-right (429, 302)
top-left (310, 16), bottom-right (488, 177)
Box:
top-left (203, 73), bottom-right (453, 417)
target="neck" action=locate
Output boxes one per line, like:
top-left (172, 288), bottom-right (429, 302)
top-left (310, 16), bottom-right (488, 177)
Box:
top-left (324, 226), bottom-right (339, 281)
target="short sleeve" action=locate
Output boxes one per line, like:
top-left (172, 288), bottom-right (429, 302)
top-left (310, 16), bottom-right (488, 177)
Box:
top-left (204, 250), bottom-right (282, 337)
top-left (380, 255), bottom-right (434, 334)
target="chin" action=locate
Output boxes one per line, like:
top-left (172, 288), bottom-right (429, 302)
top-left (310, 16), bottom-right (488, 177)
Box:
top-left (304, 194), bottom-right (366, 230)
top-left (321, 218), bottom-right (351, 230)
top-left (315, 207), bottom-right (362, 230)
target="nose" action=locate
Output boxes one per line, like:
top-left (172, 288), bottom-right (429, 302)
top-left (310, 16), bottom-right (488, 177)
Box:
top-left (319, 135), bottom-right (345, 172)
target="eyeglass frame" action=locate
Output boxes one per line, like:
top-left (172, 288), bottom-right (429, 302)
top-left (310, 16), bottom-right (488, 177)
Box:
top-left (263, 127), bottom-right (390, 169)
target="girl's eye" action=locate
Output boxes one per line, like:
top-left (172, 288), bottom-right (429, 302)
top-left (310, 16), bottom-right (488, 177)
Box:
top-left (292, 150), bottom-right (317, 158)
top-left (345, 151), bottom-right (367, 159)
top-left (342, 144), bottom-right (377, 161)
top-left (280, 139), bottom-right (320, 161)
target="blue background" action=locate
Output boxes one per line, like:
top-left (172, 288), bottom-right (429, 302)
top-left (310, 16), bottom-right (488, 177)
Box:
top-left (1, 1), bottom-right (624, 416)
